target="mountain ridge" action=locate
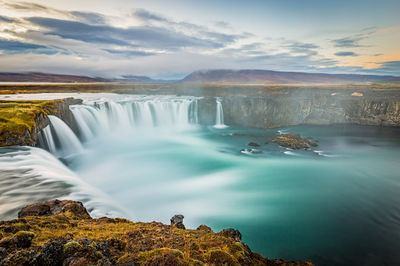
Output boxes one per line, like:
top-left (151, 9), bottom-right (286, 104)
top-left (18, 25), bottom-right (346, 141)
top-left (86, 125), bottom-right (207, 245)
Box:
top-left (0, 70), bottom-right (399, 84)
top-left (181, 69), bottom-right (400, 84)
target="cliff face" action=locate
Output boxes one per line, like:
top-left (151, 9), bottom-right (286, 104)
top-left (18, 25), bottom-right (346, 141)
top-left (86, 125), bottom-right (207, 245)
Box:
top-left (0, 98), bottom-right (81, 147)
top-left (198, 88), bottom-right (400, 128)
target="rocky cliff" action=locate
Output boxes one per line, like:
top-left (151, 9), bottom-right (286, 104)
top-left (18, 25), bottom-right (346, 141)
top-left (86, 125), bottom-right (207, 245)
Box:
top-left (0, 98), bottom-right (81, 147)
top-left (198, 87), bottom-right (400, 128)
top-left (0, 200), bottom-right (313, 266)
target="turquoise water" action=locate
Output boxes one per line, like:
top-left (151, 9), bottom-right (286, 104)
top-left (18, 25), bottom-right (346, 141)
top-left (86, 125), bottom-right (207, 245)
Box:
top-left (64, 124), bottom-right (400, 265)
top-left (1, 93), bottom-right (400, 265)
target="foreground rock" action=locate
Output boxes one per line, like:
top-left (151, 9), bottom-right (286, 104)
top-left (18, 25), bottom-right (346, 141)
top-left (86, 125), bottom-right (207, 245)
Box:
top-left (18, 199), bottom-right (91, 220)
top-left (0, 200), bottom-right (313, 265)
top-left (272, 133), bottom-right (318, 149)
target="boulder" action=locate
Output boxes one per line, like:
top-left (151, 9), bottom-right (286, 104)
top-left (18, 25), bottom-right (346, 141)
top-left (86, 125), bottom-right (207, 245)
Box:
top-left (196, 225), bottom-right (213, 233)
top-left (272, 133), bottom-right (318, 149)
top-left (248, 141), bottom-right (260, 147)
top-left (18, 199), bottom-right (91, 219)
top-left (219, 228), bottom-right (242, 242)
top-left (170, 214), bottom-right (185, 229)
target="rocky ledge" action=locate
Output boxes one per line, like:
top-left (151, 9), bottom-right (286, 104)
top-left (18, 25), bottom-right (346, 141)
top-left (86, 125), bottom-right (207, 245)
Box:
top-left (0, 200), bottom-right (313, 265)
top-left (272, 133), bottom-right (318, 149)
top-left (0, 98), bottom-right (81, 147)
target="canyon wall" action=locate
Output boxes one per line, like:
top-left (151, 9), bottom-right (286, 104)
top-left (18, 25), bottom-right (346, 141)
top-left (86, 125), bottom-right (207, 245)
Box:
top-left (197, 87), bottom-right (400, 128)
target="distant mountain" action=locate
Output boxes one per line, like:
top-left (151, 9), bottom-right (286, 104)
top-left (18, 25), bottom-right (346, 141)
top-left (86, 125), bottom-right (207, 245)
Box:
top-left (0, 72), bottom-right (109, 83)
top-left (181, 69), bottom-right (400, 84)
top-left (1, 70), bottom-right (399, 84)
top-left (118, 75), bottom-right (176, 83)
top-left (0, 72), bottom-right (174, 83)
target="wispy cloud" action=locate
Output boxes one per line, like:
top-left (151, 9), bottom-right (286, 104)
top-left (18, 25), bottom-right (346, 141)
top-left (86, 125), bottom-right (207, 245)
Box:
top-left (331, 29), bottom-right (375, 48)
top-left (334, 51), bottom-right (358, 57)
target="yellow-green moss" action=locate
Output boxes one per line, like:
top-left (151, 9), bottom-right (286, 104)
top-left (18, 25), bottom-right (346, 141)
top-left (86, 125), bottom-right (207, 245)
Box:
top-left (0, 100), bottom-right (62, 145)
top-left (63, 241), bottom-right (82, 255)
top-left (0, 205), bottom-right (314, 265)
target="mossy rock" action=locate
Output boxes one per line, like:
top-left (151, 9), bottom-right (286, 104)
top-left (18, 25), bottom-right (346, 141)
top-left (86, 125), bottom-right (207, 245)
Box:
top-left (0, 200), bottom-right (314, 265)
top-left (272, 133), bottom-right (318, 150)
top-left (63, 241), bottom-right (82, 256)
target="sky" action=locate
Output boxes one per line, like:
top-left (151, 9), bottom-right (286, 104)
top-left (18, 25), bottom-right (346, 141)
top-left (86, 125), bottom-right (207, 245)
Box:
top-left (0, 0), bottom-right (399, 79)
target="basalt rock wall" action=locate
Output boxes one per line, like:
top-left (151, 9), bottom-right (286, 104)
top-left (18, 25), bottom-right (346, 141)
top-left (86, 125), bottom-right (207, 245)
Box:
top-left (197, 87), bottom-right (400, 128)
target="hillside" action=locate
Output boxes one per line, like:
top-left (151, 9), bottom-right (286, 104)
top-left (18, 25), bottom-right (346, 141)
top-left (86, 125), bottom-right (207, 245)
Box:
top-left (181, 69), bottom-right (400, 84)
top-left (0, 72), bottom-right (109, 83)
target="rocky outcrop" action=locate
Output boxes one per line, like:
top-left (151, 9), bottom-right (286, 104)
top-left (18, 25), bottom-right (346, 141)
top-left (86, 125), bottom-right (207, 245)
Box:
top-left (18, 199), bottom-right (90, 220)
top-left (0, 200), bottom-right (314, 266)
top-left (272, 133), bottom-right (318, 149)
top-left (0, 98), bottom-right (81, 147)
top-left (170, 214), bottom-right (185, 229)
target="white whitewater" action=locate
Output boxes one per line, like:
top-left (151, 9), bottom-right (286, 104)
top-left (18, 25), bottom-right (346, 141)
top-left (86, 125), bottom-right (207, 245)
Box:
top-left (0, 146), bottom-right (127, 219)
top-left (39, 115), bottom-right (84, 157)
top-left (69, 95), bottom-right (199, 141)
top-left (214, 97), bottom-right (228, 129)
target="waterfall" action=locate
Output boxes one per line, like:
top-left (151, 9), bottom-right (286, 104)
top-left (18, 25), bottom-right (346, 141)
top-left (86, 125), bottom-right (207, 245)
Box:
top-left (214, 98), bottom-right (228, 129)
top-left (38, 95), bottom-right (199, 156)
top-left (39, 115), bottom-right (83, 157)
top-left (70, 96), bottom-right (199, 140)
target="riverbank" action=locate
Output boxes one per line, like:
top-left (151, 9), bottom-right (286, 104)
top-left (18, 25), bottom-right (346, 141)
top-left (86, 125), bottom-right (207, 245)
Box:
top-left (0, 200), bottom-right (312, 265)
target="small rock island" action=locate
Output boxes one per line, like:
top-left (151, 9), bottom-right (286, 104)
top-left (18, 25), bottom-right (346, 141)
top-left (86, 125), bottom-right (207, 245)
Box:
top-left (272, 133), bottom-right (318, 150)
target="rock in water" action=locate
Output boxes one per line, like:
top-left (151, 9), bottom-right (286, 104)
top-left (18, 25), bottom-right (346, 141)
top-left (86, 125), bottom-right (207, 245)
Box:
top-left (170, 214), bottom-right (185, 229)
top-left (248, 141), bottom-right (261, 147)
top-left (272, 133), bottom-right (318, 149)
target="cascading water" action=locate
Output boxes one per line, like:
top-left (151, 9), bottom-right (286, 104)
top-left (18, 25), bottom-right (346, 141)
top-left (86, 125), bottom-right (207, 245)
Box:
top-left (38, 95), bottom-right (199, 156)
top-left (214, 97), bottom-right (228, 129)
top-left (69, 96), bottom-right (199, 141)
top-left (38, 115), bottom-right (83, 157)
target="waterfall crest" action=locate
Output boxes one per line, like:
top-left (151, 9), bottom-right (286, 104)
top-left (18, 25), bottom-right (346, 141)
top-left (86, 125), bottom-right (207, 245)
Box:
top-left (38, 95), bottom-right (200, 156)
top-left (214, 97), bottom-right (228, 129)
top-left (70, 96), bottom-right (199, 141)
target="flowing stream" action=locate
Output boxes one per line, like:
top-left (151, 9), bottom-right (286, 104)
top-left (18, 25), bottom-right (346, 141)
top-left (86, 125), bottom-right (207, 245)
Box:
top-left (1, 93), bottom-right (400, 265)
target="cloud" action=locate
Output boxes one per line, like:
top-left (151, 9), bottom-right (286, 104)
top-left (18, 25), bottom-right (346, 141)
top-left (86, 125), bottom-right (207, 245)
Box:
top-left (133, 9), bottom-right (168, 23)
top-left (285, 41), bottom-right (319, 56)
top-left (103, 49), bottom-right (156, 57)
top-left (132, 9), bottom-right (243, 45)
top-left (27, 17), bottom-right (229, 50)
top-left (70, 11), bottom-right (107, 25)
top-left (0, 39), bottom-right (56, 54)
top-left (331, 29), bottom-right (374, 48)
top-left (0, 2), bottom-right (396, 78)
top-left (374, 61), bottom-right (400, 75)
top-left (213, 21), bottom-right (232, 29)
top-left (0, 15), bottom-right (14, 23)
top-left (334, 51), bottom-right (358, 56)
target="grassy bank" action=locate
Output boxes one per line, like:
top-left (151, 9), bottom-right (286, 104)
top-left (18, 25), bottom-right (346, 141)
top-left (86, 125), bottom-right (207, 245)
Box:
top-left (0, 100), bottom-right (61, 146)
